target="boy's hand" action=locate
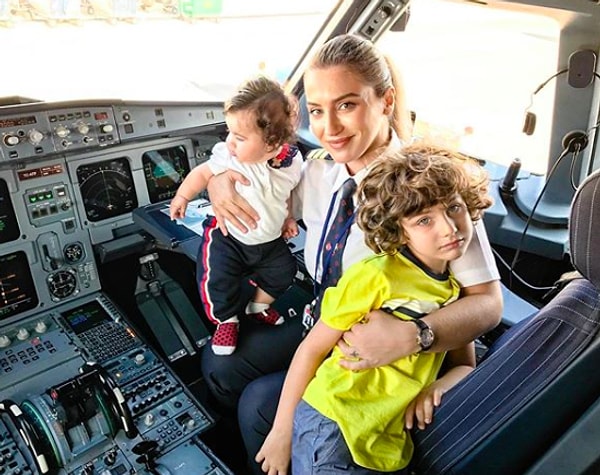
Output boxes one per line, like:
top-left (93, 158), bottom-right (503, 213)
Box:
top-left (169, 195), bottom-right (189, 220)
top-left (255, 427), bottom-right (292, 475)
top-left (405, 364), bottom-right (473, 431)
top-left (404, 382), bottom-right (446, 431)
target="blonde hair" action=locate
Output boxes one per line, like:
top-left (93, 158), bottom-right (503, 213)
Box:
top-left (225, 76), bottom-right (298, 148)
top-left (307, 34), bottom-right (412, 142)
top-left (357, 143), bottom-right (493, 254)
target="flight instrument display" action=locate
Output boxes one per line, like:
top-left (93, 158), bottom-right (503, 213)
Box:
top-left (0, 178), bottom-right (20, 244)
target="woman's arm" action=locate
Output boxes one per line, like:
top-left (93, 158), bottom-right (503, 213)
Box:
top-left (206, 169), bottom-right (258, 235)
top-left (255, 321), bottom-right (342, 475)
top-left (338, 280), bottom-right (502, 370)
top-left (405, 342), bottom-right (476, 430)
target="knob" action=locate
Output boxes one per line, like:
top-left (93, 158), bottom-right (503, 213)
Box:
top-left (143, 413), bottom-right (155, 426)
top-left (0, 335), bottom-right (11, 348)
top-left (100, 124), bottom-right (114, 134)
top-left (16, 328), bottom-right (30, 341)
top-left (55, 125), bottom-right (69, 138)
top-left (134, 353), bottom-right (146, 366)
top-left (35, 321), bottom-right (48, 334)
top-left (77, 123), bottom-right (90, 135)
top-left (27, 129), bottom-right (44, 145)
top-left (104, 450), bottom-right (117, 466)
top-left (3, 135), bottom-right (19, 146)
top-left (80, 465), bottom-right (94, 475)
top-left (185, 418), bottom-right (196, 430)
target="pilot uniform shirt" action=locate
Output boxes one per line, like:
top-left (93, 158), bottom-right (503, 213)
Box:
top-left (207, 141), bottom-right (303, 245)
top-left (292, 133), bottom-right (500, 287)
top-left (301, 248), bottom-right (461, 472)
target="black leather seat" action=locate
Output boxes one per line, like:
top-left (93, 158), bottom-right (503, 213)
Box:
top-left (410, 169), bottom-right (600, 475)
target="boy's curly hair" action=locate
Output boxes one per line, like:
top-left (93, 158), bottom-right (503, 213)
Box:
top-left (357, 142), bottom-right (493, 254)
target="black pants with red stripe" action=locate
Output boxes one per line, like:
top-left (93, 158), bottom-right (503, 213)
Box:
top-left (196, 216), bottom-right (297, 325)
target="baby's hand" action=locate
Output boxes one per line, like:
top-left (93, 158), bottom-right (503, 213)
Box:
top-left (169, 195), bottom-right (189, 220)
top-left (281, 217), bottom-right (299, 240)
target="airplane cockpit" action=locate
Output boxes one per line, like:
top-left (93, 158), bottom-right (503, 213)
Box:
top-left (2, 0), bottom-right (600, 474)
top-left (0, 98), bottom-right (233, 473)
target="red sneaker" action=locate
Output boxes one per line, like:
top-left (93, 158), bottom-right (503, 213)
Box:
top-left (211, 322), bottom-right (239, 355)
top-left (248, 308), bottom-right (284, 325)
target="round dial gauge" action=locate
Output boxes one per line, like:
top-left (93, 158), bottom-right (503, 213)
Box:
top-left (63, 242), bottom-right (84, 263)
top-left (47, 269), bottom-right (78, 300)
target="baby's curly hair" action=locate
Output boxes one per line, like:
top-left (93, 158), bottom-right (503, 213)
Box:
top-left (357, 142), bottom-right (493, 254)
top-left (225, 75), bottom-right (298, 149)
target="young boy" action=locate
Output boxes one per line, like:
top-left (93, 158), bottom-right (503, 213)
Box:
top-left (256, 143), bottom-right (493, 474)
top-left (170, 76), bottom-right (302, 355)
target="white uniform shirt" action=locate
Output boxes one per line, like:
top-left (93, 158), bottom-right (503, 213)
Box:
top-left (208, 142), bottom-right (303, 245)
top-left (293, 140), bottom-right (500, 287)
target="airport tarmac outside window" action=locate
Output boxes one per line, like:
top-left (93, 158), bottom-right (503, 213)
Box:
top-left (1, 0), bottom-right (558, 175)
top-left (0, 0), bottom-right (335, 107)
top-left (378, 0), bottom-right (560, 174)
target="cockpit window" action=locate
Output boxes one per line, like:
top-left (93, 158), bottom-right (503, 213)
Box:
top-left (0, 0), bottom-right (337, 102)
top-left (378, 0), bottom-right (559, 174)
top-left (0, 0), bottom-right (561, 175)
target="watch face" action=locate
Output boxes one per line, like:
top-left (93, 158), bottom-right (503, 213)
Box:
top-left (413, 319), bottom-right (434, 350)
top-left (420, 328), bottom-right (435, 349)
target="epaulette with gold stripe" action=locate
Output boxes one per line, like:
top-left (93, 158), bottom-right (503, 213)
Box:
top-left (306, 148), bottom-right (332, 161)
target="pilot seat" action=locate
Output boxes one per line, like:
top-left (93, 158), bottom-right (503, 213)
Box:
top-left (410, 168), bottom-right (600, 474)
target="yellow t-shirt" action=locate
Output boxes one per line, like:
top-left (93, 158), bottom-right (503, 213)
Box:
top-left (302, 249), bottom-right (460, 472)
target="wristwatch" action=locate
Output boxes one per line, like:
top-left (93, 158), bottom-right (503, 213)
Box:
top-left (411, 319), bottom-right (434, 351)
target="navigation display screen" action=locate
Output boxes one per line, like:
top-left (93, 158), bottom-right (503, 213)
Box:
top-left (0, 251), bottom-right (38, 320)
top-left (143, 145), bottom-right (190, 203)
top-left (0, 178), bottom-right (20, 244)
top-left (61, 300), bottom-right (111, 335)
top-left (76, 157), bottom-right (138, 222)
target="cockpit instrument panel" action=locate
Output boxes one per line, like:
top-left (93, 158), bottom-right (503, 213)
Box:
top-left (76, 157), bottom-right (138, 222)
top-left (0, 250), bottom-right (39, 320)
top-left (143, 145), bottom-right (190, 203)
top-left (0, 178), bottom-right (20, 244)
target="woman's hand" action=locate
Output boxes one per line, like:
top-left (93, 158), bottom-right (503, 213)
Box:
top-left (337, 310), bottom-right (420, 370)
top-left (207, 170), bottom-right (258, 235)
top-left (255, 427), bottom-right (292, 475)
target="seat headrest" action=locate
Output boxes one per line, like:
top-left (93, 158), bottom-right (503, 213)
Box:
top-left (569, 169), bottom-right (600, 287)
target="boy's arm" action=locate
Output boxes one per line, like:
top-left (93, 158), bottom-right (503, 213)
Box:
top-left (255, 321), bottom-right (342, 475)
top-left (169, 163), bottom-right (214, 220)
top-left (405, 342), bottom-right (476, 430)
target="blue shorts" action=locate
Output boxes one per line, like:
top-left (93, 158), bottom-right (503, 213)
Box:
top-left (292, 400), bottom-right (409, 475)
